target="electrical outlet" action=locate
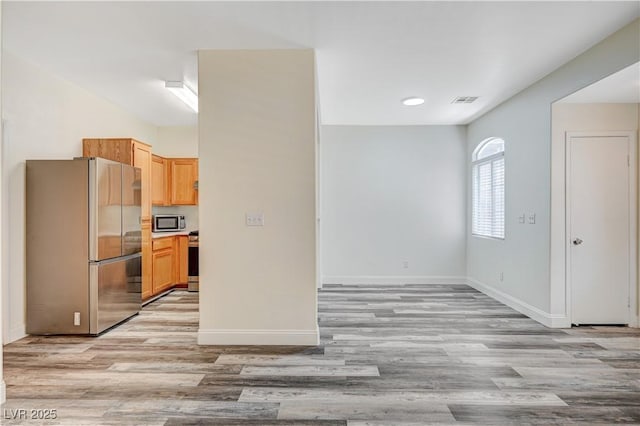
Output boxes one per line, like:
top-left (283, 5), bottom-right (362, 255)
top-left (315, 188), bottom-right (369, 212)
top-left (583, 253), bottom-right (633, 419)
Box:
top-left (402, 261), bottom-right (409, 269)
top-left (246, 212), bottom-right (264, 227)
top-left (73, 312), bottom-right (80, 326)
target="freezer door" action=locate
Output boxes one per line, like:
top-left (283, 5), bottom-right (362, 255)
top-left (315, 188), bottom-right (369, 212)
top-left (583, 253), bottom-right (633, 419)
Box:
top-left (89, 158), bottom-right (123, 261)
top-left (122, 164), bottom-right (142, 255)
top-left (89, 253), bottom-right (141, 334)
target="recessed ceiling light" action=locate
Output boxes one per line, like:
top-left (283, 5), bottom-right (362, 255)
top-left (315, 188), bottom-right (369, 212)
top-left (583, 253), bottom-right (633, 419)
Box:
top-left (402, 97), bottom-right (425, 106)
top-left (165, 81), bottom-right (198, 113)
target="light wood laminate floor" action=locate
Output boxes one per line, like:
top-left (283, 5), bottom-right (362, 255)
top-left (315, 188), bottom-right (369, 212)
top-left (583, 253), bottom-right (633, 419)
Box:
top-left (2, 285), bottom-right (640, 425)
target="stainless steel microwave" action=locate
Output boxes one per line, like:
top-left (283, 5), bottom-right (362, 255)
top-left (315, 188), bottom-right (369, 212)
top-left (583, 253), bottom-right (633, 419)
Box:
top-left (152, 214), bottom-right (186, 232)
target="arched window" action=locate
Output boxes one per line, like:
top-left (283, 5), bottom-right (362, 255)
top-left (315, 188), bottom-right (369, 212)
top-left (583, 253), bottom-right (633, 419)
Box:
top-left (472, 137), bottom-right (505, 239)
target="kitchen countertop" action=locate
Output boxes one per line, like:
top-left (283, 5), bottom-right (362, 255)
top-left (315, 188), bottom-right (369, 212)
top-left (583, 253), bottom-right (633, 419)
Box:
top-left (152, 231), bottom-right (191, 239)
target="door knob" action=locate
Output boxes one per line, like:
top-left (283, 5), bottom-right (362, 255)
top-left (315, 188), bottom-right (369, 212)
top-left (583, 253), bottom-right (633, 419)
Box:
top-left (573, 238), bottom-right (583, 246)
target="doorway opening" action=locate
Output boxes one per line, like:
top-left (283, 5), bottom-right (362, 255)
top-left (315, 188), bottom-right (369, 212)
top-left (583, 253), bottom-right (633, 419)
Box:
top-left (551, 61), bottom-right (640, 328)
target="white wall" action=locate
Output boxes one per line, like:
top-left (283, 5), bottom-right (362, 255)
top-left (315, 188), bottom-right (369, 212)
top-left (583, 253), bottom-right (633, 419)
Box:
top-left (321, 125), bottom-right (467, 284)
top-left (198, 49), bottom-right (317, 345)
top-left (551, 102), bottom-right (639, 324)
top-left (1, 52), bottom-right (158, 343)
top-left (467, 19), bottom-right (639, 327)
top-left (155, 126), bottom-right (198, 158)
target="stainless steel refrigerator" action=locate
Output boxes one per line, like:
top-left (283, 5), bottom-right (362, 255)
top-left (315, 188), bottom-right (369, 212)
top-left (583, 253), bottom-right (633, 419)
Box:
top-left (26, 157), bottom-right (142, 335)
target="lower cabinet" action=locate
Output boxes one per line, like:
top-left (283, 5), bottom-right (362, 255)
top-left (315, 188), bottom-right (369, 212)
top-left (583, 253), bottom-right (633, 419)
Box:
top-left (176, 235), bottom-right (189, 284)
top-left (151, 235), bottom-right (189, 297)
top-left (141, 221), bottom-right (153, 300)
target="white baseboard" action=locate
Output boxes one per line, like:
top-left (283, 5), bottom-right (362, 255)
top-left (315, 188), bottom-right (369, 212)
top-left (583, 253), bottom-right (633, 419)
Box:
top-left (0, 380), bottom-right (5, 404)
top-left (198, 327), bottom-right (319, 346)
top-left (5, 324), bottom-right (26, 344)
top-left (466, 277), bottom-right (570, 328)
top-left (630, 314), bottom-right (640, 328)
top-left (323, 276), bottom-right (468, 285)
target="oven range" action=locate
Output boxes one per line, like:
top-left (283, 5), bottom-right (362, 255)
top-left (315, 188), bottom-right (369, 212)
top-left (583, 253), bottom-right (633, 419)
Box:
top-left (188, 230), bottom-right (199, 292)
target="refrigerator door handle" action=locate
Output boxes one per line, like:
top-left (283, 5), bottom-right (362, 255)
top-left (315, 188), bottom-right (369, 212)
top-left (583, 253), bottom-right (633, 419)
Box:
top-left (88, 159), bottom-right (98, 261)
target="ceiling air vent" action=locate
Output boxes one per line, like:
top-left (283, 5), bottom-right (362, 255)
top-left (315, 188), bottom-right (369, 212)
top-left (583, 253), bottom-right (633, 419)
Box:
top-left (452, 96), bottom-right (478, 104)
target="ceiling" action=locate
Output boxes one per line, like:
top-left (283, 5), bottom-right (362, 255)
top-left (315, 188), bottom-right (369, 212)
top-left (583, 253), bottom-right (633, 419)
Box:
top-left (558, 61), bottom-right (640, 104)
top-left (3, 2), bottom-right (639, 127)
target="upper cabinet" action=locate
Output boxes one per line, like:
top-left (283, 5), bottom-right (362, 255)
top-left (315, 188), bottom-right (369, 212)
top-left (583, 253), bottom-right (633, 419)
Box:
top-left (83, 138), bottom-right (153, 221)
top-left (82, 138), bottom-right (136, 165)
top-left (151, 155), bottom-right (170, 206)
top-left (170, 158), bottom-right (198, 205)
top-left (132, 141), bottom-right (152, 220)
top-left (151, 156), bottom-right (198, 206)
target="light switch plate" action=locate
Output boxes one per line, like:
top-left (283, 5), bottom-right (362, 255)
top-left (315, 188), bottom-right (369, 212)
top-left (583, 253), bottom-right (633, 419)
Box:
top-left (246, 212), bottom-right (264, 226)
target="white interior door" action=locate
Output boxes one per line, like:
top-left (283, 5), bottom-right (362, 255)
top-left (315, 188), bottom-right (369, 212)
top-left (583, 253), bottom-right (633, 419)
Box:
top-left (569, 134), bottom-right (630, 325)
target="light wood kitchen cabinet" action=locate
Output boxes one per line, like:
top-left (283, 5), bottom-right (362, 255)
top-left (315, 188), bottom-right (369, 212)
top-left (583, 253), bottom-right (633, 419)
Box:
top-left (151, 155), bottom-right (170, 206)
top-left (152, 237), bottom-right (174, 251)
top-left (152, 235), bottom-right (188, 294)
top-left (82, 138), bottom-right (135, 165)
top-left (132, 142), bottom-right (152, 221)
top-left (152, 240), bottom-right (175, 295)
top-left (176, 235), bottom-right (189, 284)
top-left (170, 158), bottom-right (198, 205)
top-left (149, 155), bottom-right (198, 206)
top-left (153, 251), bottom-right (174, 294)
top-left (141, 220), bottom-right (153, 302)
top-left (141, 221), bottom-right (153, 300)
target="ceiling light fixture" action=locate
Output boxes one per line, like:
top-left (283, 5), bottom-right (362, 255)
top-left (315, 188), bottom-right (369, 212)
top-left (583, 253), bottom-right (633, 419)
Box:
top-left (402, 97), bottom-right (425, 106)
top-left (165, 81), bottom-right (198, 113)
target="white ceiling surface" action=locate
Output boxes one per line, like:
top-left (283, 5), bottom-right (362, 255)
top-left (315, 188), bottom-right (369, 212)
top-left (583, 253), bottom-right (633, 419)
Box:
top-left (558, 62), bottom-right (640, 104)
top-left (3, 2), bottom-right (639, 127)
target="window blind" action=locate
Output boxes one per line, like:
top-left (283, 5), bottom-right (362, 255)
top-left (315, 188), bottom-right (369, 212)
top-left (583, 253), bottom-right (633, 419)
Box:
top-left (472, 156), bottom-right (504, 239)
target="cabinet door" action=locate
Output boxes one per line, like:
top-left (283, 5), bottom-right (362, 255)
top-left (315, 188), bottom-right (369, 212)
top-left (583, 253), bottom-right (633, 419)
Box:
top-left (83, 139), bottom-right (134, 165)
top-left (170, 159), bottom-right (198, 205)
top-left (176, 236), bottom-right (189, 284)
top-left (151, 155), bottom-right (165, 206)
top-left (132, 142), bottom-right (152, 221)
top-left (152, 247), bottom-right (175, 295)
top-left (141, 220), bottom-right (153, 300)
